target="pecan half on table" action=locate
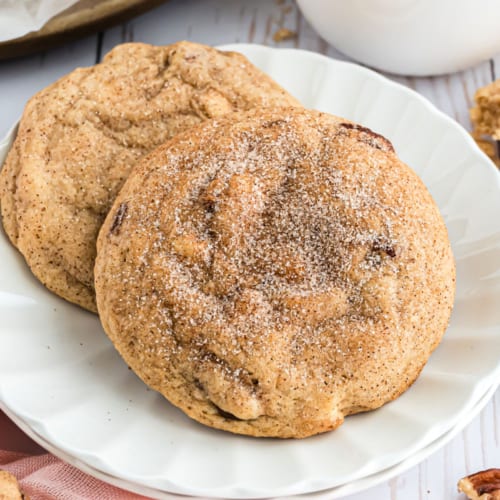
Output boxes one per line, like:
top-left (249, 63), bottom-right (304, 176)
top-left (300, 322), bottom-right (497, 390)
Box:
top-left (458, 468), bottom-right (500, 499)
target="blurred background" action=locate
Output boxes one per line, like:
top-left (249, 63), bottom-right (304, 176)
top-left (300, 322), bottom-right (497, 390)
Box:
top-left (1, 0), bottom-right (499, 138)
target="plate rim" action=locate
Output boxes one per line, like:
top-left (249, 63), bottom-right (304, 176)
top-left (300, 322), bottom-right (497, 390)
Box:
top-left (2, 381), bottom-right (498, 500)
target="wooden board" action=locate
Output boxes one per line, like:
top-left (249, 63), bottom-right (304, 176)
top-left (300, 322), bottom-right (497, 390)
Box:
top-left (0, 0), bottom-right (168, 60)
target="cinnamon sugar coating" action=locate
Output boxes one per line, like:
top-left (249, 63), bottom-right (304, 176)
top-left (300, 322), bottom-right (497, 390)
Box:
top-left (0, 41), bottom-right (299, 311)
top-left (95, 108), bottom-right (455, 438)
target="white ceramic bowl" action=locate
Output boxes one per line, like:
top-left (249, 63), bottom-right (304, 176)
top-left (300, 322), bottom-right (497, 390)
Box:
top-left (296, 0), bottom-right (500, 76)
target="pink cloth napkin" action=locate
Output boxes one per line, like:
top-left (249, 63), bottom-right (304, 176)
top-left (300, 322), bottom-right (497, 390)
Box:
top-left (0, 412), bottom-right (151, 499)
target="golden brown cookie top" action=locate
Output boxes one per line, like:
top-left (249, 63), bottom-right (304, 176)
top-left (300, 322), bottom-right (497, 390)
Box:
top-left (0, 41), bottom-right (299, 311)
top-left (95, 107), bottom-right (455, 438)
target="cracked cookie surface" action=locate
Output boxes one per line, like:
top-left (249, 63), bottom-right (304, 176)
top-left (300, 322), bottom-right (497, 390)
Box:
top-left (95, 108), bottom-right (455, 438)
top-left (0, 41), bottom-right (299, 311)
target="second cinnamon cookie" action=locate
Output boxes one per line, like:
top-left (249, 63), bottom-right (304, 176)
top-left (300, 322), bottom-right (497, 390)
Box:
top-left (0, 41), bottom-right (299, 311)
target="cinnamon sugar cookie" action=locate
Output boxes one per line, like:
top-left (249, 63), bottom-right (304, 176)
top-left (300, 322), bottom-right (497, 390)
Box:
top-left (0, 41), bottom-right (299, 311)
top-left (95, 108), bottom-right (455, 438)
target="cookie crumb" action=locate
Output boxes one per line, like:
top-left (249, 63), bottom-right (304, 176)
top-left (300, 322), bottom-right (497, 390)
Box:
top-left (273, 28), bottom-right (297, 42)
top-left (471, 79), bottom-right (500, 140)
top-left (470, 79), bottom-right (500, 167)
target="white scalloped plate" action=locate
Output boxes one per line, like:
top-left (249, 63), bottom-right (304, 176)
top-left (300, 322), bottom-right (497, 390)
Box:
top-left (1, 44), bottom-right (500, 499)
top-left (2, 381), bottom-right (498, 500)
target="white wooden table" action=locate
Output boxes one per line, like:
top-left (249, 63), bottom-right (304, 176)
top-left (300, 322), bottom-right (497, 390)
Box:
top-left (0, 1), bottom-right (498, 498)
